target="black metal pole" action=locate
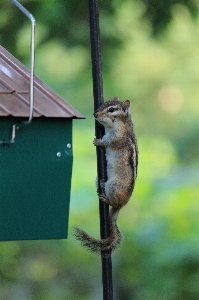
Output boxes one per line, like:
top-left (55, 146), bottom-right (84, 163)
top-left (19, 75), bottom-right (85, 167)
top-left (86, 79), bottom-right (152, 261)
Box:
top-left (88, 0), bottom-right (113, 299)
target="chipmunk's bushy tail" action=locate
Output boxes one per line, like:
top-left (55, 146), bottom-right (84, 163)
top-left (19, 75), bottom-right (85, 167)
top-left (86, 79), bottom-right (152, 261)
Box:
top-left (73, 207), bottom-right (123, 253)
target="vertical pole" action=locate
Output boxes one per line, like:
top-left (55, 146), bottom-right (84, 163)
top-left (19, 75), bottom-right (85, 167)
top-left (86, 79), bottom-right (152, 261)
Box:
top-left (88, 0), bottom-right (113, 299)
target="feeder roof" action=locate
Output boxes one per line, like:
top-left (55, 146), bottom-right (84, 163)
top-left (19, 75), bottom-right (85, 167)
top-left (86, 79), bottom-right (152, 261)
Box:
top-left (0, 45), bottom-right (84, 119)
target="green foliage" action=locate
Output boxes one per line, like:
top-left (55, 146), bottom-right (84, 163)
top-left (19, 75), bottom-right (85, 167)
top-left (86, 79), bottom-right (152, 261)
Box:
top-left (1, 0), bottom-right (199, 299)
top-left (142, 0), bottom-right (199, 35)
top-left (0, 0), bottom-right (198, 63)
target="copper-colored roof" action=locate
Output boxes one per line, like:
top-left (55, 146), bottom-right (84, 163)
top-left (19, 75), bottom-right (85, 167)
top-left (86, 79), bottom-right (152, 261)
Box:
top-left (0, 45), bottom-right (84, 119)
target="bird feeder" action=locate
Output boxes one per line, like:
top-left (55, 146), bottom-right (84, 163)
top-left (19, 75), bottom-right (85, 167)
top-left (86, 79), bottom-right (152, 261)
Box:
top-left (0, 45), bottom-right (84, 241)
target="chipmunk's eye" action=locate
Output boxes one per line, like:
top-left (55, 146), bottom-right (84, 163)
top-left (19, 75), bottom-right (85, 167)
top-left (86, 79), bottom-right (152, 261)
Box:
top-left (108, 107), bottom-right (115, 113)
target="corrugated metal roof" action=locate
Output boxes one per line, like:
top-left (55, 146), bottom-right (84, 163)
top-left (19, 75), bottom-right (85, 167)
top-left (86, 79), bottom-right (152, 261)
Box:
top-left (0, 45), bottom-right (84, 119)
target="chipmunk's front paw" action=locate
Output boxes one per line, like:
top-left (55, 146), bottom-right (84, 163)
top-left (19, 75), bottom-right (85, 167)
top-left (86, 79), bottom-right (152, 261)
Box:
top-left (93, 138), bottom-right (102, 146)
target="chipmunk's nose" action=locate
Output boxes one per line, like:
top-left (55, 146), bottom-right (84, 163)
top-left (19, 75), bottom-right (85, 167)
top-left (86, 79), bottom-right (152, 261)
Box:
top-left (93, 111), bottom-right (98, 118)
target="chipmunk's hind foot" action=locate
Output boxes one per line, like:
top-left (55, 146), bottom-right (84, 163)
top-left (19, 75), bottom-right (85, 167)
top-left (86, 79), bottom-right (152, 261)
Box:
top-left (99, 193), bottom-right (112, 206)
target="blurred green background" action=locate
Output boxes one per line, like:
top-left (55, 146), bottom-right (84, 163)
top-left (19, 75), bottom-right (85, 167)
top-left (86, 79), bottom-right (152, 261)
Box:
top-left (1, 0), bottom-right (199, 299)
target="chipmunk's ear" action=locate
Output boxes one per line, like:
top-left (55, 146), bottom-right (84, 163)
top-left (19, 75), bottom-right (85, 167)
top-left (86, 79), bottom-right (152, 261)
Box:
top-left (113, 96), bottom-right (119, 101)
top-left (122, 100), bottom-right (130, 112)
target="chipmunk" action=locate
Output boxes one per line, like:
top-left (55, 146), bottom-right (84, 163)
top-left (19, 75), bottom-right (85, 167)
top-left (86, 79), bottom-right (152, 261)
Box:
top-left (73, 96), bottom-right (138, 253)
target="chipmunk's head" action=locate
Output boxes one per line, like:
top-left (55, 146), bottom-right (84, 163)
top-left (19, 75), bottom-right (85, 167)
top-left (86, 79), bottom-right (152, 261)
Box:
top-left (94, 96), bottom-right (131, 128)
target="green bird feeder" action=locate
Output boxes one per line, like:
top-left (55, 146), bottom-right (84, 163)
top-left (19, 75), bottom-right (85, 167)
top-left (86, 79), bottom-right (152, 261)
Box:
top-left (0, 45), bottom-right (84, 241)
